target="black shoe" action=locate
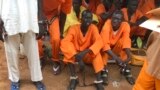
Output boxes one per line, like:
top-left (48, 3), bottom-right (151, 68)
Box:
top-left (120, 68), bottom-right (135, 85)
top-left (33, 81), bottom-right (46, 90)
top-left (11, 81), bottom-right (20, 90)
top-left (68, 79), bottom-right (78, 90)
top-left (101, 70), bottom-right (108, 85)
top-left (94, 81), bottom-right (104, 90)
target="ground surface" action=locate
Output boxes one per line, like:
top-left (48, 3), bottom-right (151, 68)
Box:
top-left (0, 42), bottom-right (142, 90)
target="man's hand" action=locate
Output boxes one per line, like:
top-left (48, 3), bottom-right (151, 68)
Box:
top-left (100, 12), bottom-right (112, 21)
top-left (113, 56), bottom-right (124, 66)
top-left (36, 20), bottom-right (48, 40)
top-left (123, 48), bottom-right (132, 64)
top-left (106, 49), bottom-right (124, 66)
top-left (75, 49), bottom-right (91, 71)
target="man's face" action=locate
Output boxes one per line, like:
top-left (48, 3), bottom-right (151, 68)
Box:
top-left (128, 0), bottom-right (138, 13)
top-left (73, 0), bottom-right (81, 12)
top-left (111, 13), bottom-right (123, 31)
top-left (81, 11), bottom-right (92, 27)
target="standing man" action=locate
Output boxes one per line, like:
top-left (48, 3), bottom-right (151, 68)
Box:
top-left (100, 10), bottom-right (135, 85)
top-left (61, 10), bottom-right (104, 90)
top-left (0, 0), bottom-right (46, 90)
top-left (38, 0), bottom-right (72, 75)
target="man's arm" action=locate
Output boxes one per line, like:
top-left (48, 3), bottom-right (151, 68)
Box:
top-left (105, 49), bottom-right (123, 66)
top-left (36, 0), bottom-right (47, 40)
top-left (75, 49), bottom-right (92, 71)
top-left (124, 48), bottom-right (132, 64)
top-left (38, 0), bottom-right (44, 20)
top-left (59, 11), bottom-right (66, 38)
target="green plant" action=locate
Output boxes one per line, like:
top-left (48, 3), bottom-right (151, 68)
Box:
top-left (136, 37), bottom-right (143, 54)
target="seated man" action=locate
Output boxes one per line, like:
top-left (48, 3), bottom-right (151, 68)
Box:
top-left (63, 0), bottom-right (99, 37)
top-left (61, 10), bottom-right (104, 90)
top-left (100, 10), bottom-right (135, 85)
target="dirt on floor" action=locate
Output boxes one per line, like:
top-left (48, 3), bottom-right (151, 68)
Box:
top-left (0, 42), bottom-right (142, 90)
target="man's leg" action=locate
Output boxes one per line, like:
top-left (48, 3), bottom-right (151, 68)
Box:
top-left (68, 63), bottom-right (78, 90)
top-left (101, 52), bottom-right (109, 85)
top-left (23, 31), bottom-right (45, 90)
top-left (4, 34), bottom-right (21, 90)
top-left (112, 39), bottom-right (135, 85)
top-left (48, 18), bottom-right (61, 75)
top-left (86, 53), bottom-right (104, 90)
top-left (63, 57), bottom-right (78, 90)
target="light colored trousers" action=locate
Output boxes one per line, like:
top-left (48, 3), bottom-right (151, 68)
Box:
top-left (4, 31), bottom-right (42, 82)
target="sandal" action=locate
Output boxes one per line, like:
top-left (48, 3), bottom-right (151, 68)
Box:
top-left (101, 69), bottom-right (108, 85)
top-left (11, 81), bottom-right (20, 90)
top-left (94, 80), bottom-right (104, 90)
top-left (120, 68), bottom-right (135, 85)
top-left (33, 81), bottom-right (46, 90)
top-left (68, 76), bottom-right (79, 90)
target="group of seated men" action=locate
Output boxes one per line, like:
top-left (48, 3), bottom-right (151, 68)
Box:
top-left (38, 0), bottom-right (160, 90)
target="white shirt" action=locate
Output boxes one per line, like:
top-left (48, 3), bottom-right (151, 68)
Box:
top-left (0, 0), bottom-right (39, 35)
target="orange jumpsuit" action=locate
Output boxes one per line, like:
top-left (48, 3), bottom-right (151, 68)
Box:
top-left (38, 0), bottom-right (72, 61)
top-left (82, 0), bottom-right (101, 13)
top-left (60, 24), bottom-right (104, 73)
top-left (100, 20), bottom-right (131, 65)
top-left (121, 8), bottom-right (146, 37)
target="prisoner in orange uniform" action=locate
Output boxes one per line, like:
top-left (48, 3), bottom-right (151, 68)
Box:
top-left (61, 10), bottom-right (104, 90)
top-left (100, 10), bottom-right (135, 85)
top-left (38, 0), bottom-right (72, 75)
